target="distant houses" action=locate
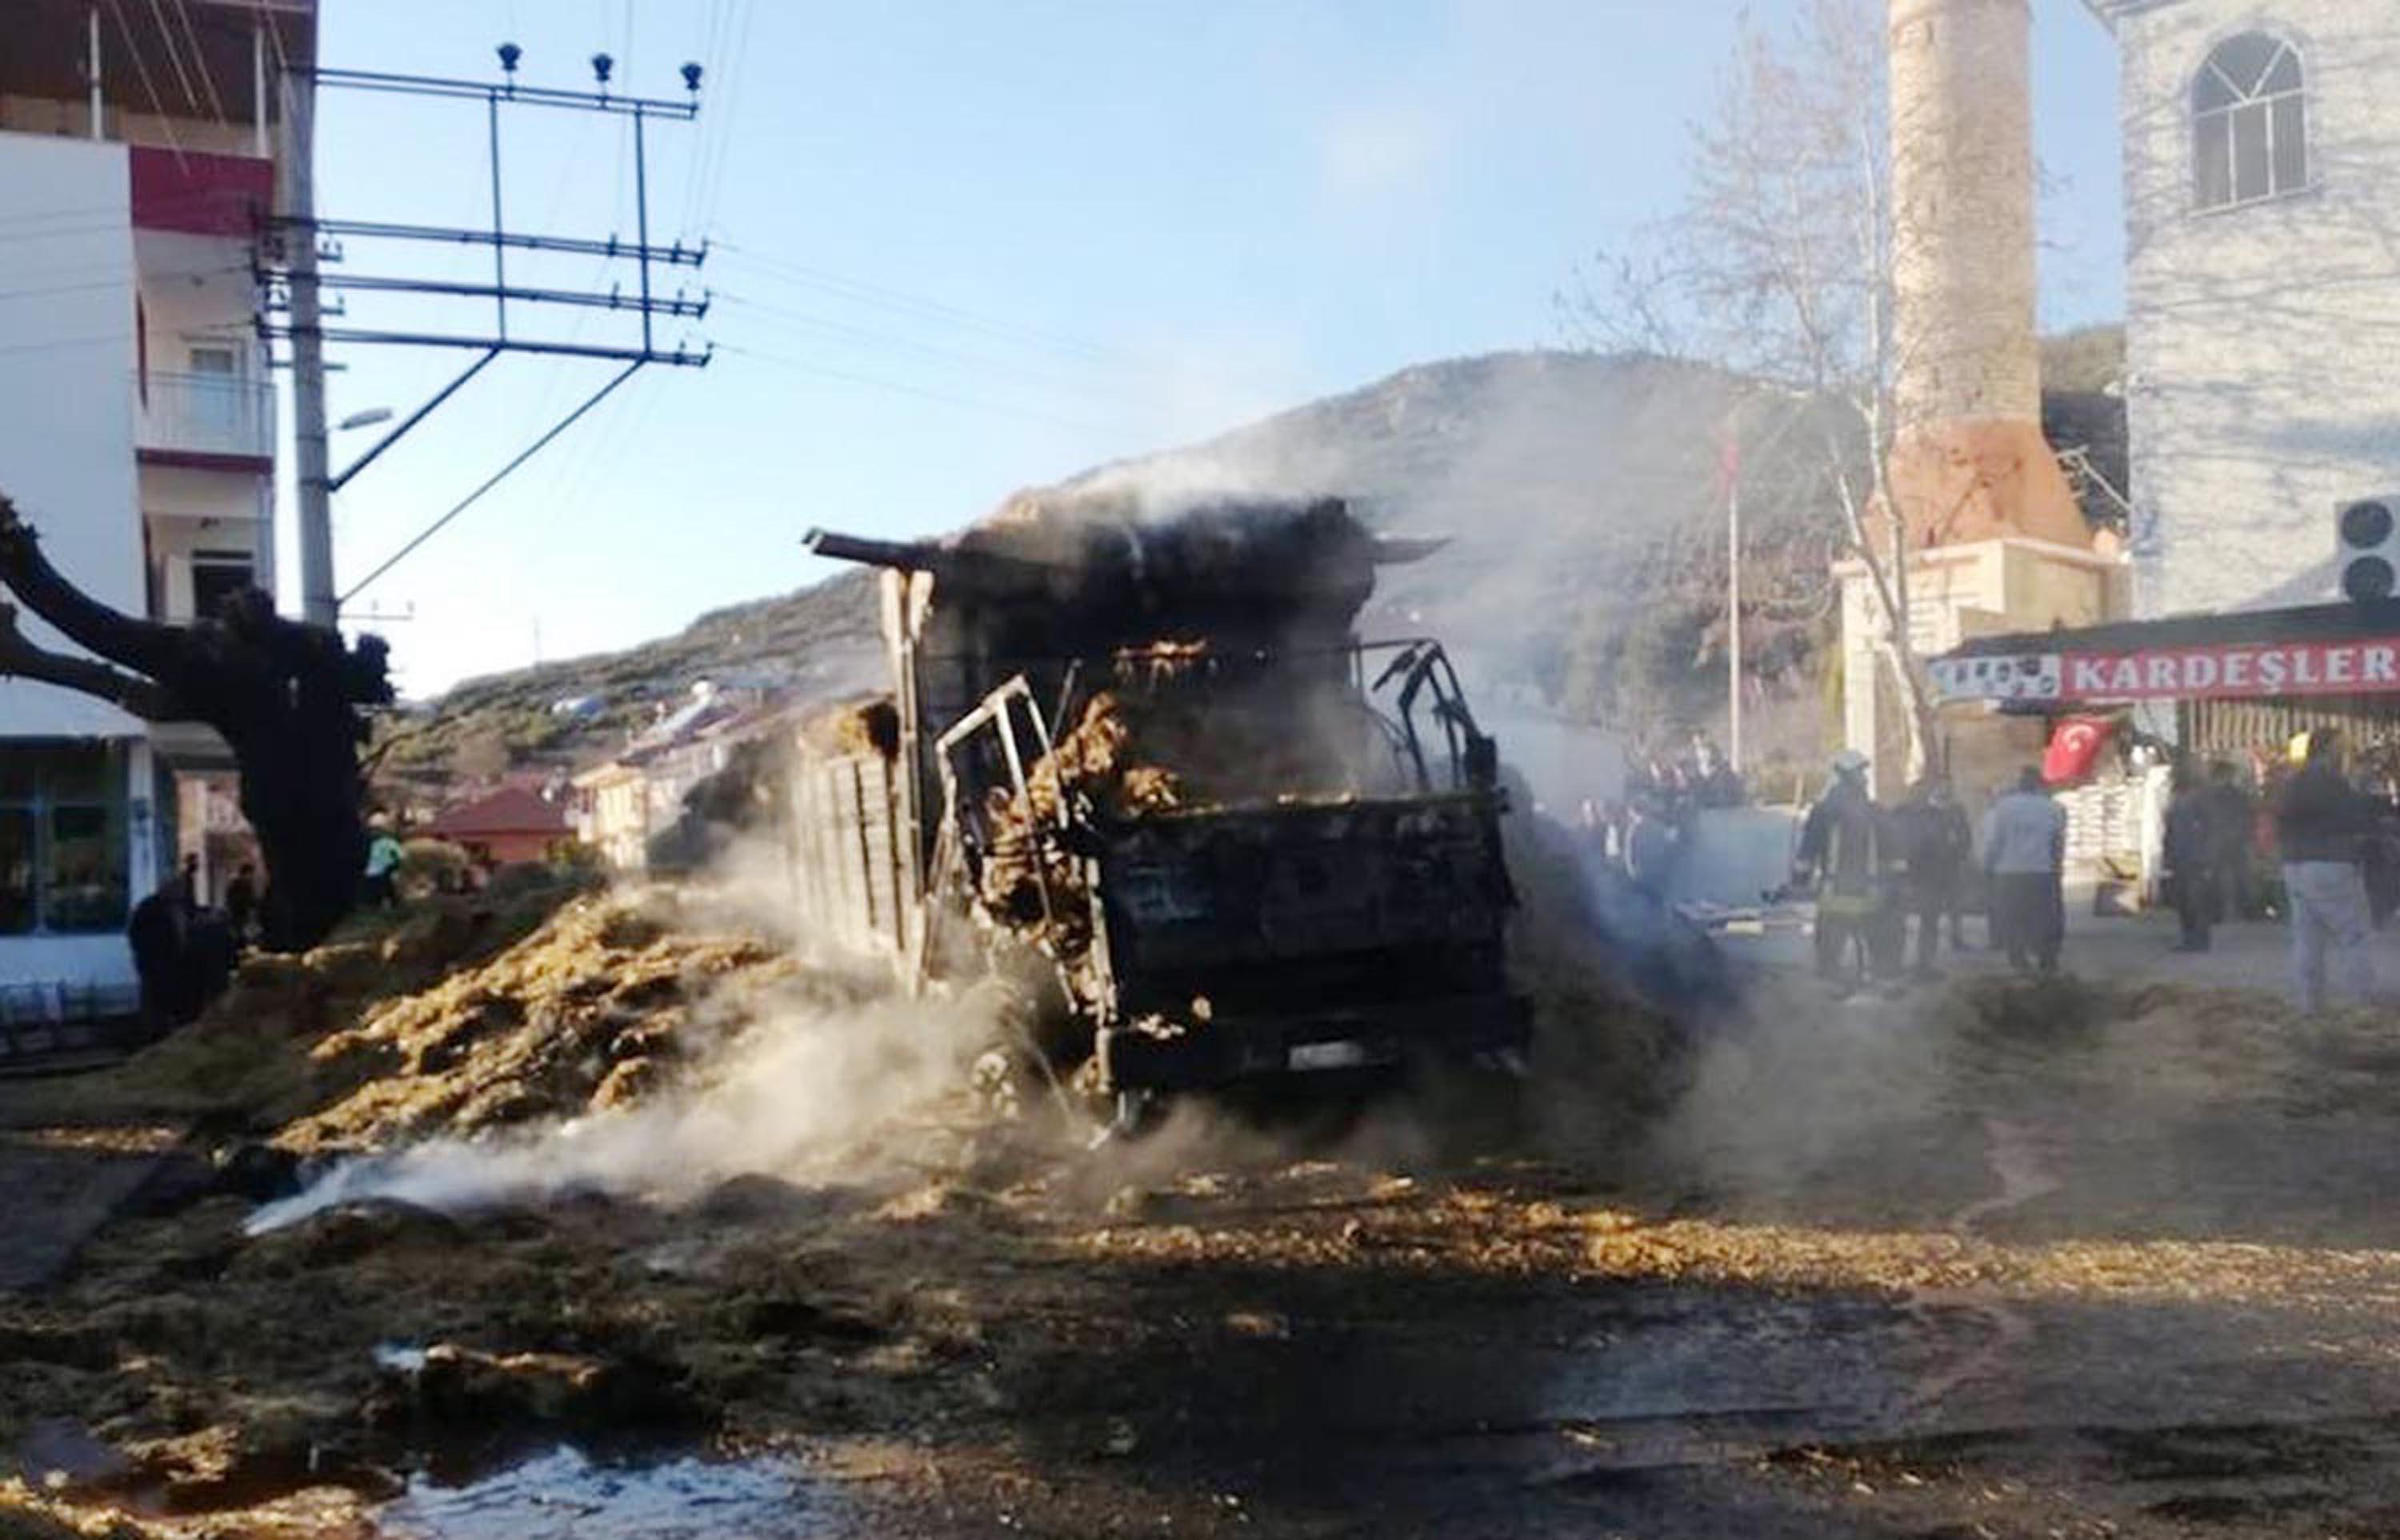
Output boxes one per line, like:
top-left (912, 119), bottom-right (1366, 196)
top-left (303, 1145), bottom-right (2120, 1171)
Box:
top-left (569, 681), bottom-right (793, 874)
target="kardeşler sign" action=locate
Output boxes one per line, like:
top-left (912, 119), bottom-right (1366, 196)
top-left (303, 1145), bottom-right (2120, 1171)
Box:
top-left (1934, 637), bottom-right (2400, 704)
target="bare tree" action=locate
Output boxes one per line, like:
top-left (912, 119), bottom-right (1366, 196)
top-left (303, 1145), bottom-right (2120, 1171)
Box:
top-left (0, 494), bottom-right (391, 950)
top-left (1561, 0), bottom-right (1941, 778)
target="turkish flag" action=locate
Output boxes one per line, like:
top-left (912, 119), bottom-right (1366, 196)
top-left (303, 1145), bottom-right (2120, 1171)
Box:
top-left (2042, 716), bottom-right (2114, 786)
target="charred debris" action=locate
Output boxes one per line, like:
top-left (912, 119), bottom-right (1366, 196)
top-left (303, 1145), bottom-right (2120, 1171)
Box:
top-left (795, 491), bottom-right (1530, 1121)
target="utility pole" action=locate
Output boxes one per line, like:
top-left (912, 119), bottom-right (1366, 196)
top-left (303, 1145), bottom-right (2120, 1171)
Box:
top-left (1722, 420), bottom-right (1744, 774)
top-left (258, 48), bottom-right (710, 623)
top-left (279, 69), bottom-right (335, 627)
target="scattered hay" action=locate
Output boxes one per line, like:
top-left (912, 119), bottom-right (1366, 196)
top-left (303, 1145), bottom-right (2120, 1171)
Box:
top-left (274, 890), bottom-right (803, 1151)
top-left (40, 874), bottom-right (597, 1127)
top-left (796, 695), bottom-right (900, 760)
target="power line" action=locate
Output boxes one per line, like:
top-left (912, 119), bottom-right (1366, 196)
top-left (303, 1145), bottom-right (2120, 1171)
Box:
top-left (102, 0), bottom-right (186, 161)
top-left (144, 0), bottom-right (205, 118)
top-left (266, 58), bottom-right (711, 622)
top-left (162, 0), bottom-right (228, 124)
top-left (716, 238), bottom-right (1128, 366)
top-left (690, 0), bottom-right (754, 235)
top-left (0, 331), bottom-right (135, 358)
top-left (340, 360), bottom-right (642, 605)
top-left (714, 290), bottom-right (1126, 402)
top-left (719, 342), bottom-right (1132, 434)
top-left (173, 0), bottom-right (226, 118)
top-left (679, 0), bottom-right (741, 234)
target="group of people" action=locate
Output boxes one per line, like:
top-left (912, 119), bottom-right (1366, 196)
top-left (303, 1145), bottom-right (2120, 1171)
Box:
top-left (2176, 726), bottom-right (2397, 1013)
top-left (1581, 737), bottom-right (1749, 898)
top-left (1792, 751), bottom-right (2021, 990)
top-left (2158, 759), bottom-right (2262, 953)
top-left (1794, 727), bottom-right (2398, 1011)
top-left (125, 854), bottom-right (258, 1031)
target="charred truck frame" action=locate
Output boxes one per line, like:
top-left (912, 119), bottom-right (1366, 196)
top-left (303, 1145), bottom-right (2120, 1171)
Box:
top-left (788, 494), bottom-right (1527, 1119)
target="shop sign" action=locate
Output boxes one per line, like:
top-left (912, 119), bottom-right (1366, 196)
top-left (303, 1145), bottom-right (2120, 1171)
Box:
top-left (1934, 637), bottom-right (2400, 703)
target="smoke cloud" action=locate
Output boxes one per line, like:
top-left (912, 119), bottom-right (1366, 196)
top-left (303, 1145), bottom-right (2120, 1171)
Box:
top-left (247, 985), bottom-right (997, 1234)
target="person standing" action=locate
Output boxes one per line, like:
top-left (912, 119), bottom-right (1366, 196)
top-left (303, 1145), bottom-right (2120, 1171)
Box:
top-left (361, 820), bottom-right (405, 910)
top-left (1894, 774), bottom-right (1971, 979)
top-left (2204, 759), bottom-right (2256, 922)
top-left (224, 862), bottom-right (258, 950)
top-left (2274, 728), bottom-right (2378, 1012)
top-left (2163, 763), bottom-right (2216, 953)
top-left (1982, 766), bottom-right (2067, 974)
top-left (1623, 794), bottom-right (1679, 900)
top-left (1794, 750), bottom-right (1884, 990)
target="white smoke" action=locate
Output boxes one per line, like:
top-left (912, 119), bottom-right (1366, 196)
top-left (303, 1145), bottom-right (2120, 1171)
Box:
top-left (246, 988), bottom-right (995, 1234)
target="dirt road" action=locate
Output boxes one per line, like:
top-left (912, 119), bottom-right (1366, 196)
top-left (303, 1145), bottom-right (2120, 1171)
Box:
top-left (10, 939), bottom-right (2400, 1538)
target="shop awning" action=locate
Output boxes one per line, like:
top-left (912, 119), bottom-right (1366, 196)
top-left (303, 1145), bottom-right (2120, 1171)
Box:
top-left (1931, 599), bottom-right (2400, 706)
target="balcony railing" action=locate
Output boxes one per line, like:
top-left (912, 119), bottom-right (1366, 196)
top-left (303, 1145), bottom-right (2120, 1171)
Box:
top-left (137, 370), bottom-right (274, 462)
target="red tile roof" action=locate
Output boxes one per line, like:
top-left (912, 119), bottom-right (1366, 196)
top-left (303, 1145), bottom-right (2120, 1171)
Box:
top-left (423, 786), bottom-right (572, 839)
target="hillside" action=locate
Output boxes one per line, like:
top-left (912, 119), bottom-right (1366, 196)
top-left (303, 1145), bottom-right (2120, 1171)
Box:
top-left (376, 569), bottom-right (885, 785)
top-left (388, 342), bottom-right (2125, 788)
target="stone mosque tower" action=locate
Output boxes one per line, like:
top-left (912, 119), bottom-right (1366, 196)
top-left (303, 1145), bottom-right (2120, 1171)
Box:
top-left (1886, 0), bottom-right (2086, 550)
top-left (1837, 0), bottom-right (2126, 785)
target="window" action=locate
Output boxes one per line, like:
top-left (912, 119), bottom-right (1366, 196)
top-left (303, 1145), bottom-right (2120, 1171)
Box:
top-left (186, 344), bottom-right (241, 438)
top-left (2193, 31), bottom-right (2306, 210)
top-left (0, 744), bottom-right (128, 936)
top-left (190, 549), bottom-right (256, 622)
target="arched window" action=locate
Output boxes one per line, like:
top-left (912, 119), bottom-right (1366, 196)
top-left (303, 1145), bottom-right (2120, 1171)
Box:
top-left (2192, 31), bottom-right (2306, 210)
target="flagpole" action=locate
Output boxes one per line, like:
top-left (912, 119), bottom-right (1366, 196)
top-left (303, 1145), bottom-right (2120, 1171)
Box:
top-left (1726, 430), bottom-right (1744, 774)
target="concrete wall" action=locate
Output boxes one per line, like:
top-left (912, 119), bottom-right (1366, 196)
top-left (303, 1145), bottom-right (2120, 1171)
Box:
top-left (2110, 0), bottom-right (2400, 618)
top-left (0, 96), bottom-right (258, 158)
top-left (0, 130), bottom-right (142, 738)
top-left (1841, 538), bottom-right (2123, 795)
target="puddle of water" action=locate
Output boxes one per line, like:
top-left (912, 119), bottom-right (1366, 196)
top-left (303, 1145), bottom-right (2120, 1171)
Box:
top-left (375, 1445), bottom-right (848, 1540)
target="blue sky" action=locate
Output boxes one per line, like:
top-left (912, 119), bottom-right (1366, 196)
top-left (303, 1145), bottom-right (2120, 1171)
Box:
top-left (305, 0), bottom-right (2125, 697)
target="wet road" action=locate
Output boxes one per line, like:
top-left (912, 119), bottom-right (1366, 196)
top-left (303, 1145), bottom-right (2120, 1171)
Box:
top-left (386, 979), bottom-right (2400, 1539)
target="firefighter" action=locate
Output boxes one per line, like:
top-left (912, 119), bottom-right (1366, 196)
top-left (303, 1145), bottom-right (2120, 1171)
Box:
top-left (1794, 750), bottom-right (1884, 990)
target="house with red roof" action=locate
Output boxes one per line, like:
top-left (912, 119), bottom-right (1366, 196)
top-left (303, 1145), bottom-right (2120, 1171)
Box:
top-left (421, 786), bottom-right (574, 870)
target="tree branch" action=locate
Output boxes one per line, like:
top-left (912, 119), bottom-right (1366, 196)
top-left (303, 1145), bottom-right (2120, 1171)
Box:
top-left (0, 603), bottom-right (168, 718)
top-left (0, 494), bottom-right (186, 679)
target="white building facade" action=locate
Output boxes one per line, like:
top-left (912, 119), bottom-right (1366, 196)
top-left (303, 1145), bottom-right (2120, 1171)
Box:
top-left (0, 1), bottom-right (311, 1015)
top-left (2090, 0), bottom-right (2400, 618)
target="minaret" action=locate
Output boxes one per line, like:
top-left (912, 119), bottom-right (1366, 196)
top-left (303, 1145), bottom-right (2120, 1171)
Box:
top-left (1886, 0), bottom-right (2086, 550)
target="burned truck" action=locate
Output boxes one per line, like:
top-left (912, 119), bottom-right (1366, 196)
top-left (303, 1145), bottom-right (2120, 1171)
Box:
top-left (785, 492), bottom-right (1526, 1122)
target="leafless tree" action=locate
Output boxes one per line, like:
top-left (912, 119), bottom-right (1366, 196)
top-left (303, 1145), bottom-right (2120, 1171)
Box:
top-left (1561, 0), bottom-right (1941, 778)
top-left (0, 494), bottom-right (391, 950)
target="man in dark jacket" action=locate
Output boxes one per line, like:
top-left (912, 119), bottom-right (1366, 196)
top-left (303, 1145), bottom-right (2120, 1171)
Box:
top-left (1891, 774), bottom-right (1971, 978)
top-left (2163, 763), bottom-right (2215, 953)
top-left (2203, 760), bottom-right (2256, 921)
top-left (2275, 729), bottom-right (2378, 1011)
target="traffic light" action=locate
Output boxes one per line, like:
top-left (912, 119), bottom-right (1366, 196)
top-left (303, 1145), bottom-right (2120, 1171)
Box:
top-left (2337, 496), bottom-right (2399, 602)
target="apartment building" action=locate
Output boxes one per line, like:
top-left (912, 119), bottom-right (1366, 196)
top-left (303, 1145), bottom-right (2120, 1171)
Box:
top-left (0, 1), bottom-right (312, 1014)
